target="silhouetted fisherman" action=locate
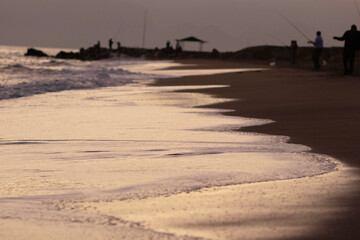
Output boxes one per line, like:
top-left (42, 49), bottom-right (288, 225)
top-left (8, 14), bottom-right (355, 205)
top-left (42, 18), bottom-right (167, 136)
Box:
top-left (117, 42), bottom-right (122, 56)
top-left (290, 40), bottom-right (298, 65)
top-left (109, 38), bottom-right (113, 51)
top-left (333, 25), bottom-right (360, 75)
top-left (95, 41), bottom-right (100, 49)
top-left (308, 31), bottom-right (323, 71)
top-left (176, 40), bottom-right (182, 52)
top-left (166, 41), bottom-right (171, 49)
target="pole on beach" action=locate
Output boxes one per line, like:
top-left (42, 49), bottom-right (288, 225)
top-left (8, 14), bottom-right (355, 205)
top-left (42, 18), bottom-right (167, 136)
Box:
top-left (142, 10), bottom-right (147, 49)
top-left (276, 11), bottom-right (312, 42)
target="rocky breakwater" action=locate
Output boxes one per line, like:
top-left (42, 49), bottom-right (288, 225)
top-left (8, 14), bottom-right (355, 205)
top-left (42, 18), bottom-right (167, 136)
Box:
top-left (24, 44), bottom-right (111, 61)
top-left (24, 44), bottom-right (346, 73)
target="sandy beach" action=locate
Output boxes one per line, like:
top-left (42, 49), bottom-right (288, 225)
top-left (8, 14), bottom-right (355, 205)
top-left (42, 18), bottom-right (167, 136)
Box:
top-left (148, 60), bottom-right (360, 239)
top-left (3, 0), bottom-right (360, 238)
top-left (1, 57), bottom-right (360, 240)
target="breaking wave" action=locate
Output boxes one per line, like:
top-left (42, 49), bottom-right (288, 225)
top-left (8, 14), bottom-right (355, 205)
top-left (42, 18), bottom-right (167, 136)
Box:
top-left (0, 47), bottom-right (162, 100)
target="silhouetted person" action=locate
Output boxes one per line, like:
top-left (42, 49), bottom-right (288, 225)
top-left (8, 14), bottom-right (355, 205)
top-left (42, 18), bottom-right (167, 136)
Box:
top-left (166, 41), bottom-right (171, 49)
top-left (95, 41), bottom-right (100, 49)
top-left (290, 40), bottom-right (298, 65)
top-left (109, 38), bottom-right (113, 51)
top-left (176, 40), bottom-right (182, 53)
top-left (308, 31), bottom-right (323, 71)
top-left (333, 25), bottom-right (360, 75)
top-left (117, 42), bottom-right (122, 56)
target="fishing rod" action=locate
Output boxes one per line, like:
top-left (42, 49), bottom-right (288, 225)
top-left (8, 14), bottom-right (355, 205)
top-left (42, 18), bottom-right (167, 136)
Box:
top-left (268, 33), bottom-right (288, 47)
top-left (113, 24), bottom-right (122, 41)
top-left (275, 11), bottom-right (312, 42)
top-left (353, 0), bottom-right (360, 19)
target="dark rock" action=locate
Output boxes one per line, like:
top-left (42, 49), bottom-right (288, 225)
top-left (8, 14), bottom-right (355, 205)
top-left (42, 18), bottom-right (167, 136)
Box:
top-left (55, 51), bottom-right (80, 59)
top-left (24, 48), bottom-right (48, 57)
top-left (55, 46), bottom-right (110, 61)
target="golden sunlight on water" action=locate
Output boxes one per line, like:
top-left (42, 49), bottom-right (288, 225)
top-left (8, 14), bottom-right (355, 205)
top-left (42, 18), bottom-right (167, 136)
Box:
top-left (0, 83), bottom-right (333, 199)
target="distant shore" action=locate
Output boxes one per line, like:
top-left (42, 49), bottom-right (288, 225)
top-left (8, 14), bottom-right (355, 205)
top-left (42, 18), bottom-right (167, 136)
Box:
top-left (150, 59), bottom-right (360, 239)
top-left (24, 44), bottom-right (357, 75)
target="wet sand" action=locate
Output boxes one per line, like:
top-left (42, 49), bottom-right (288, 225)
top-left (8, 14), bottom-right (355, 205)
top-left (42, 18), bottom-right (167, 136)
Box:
top-left (148, 60), bottom-right (360, 239)
top-left (84, 164), bottom-right (358, 240)
top-left (156, 60), bottom-right (360, 167)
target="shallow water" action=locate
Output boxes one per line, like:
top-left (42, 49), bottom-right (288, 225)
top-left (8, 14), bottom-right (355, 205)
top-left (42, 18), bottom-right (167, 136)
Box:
top-left (0, 83), bottom-right (336, 199)
top-left (0, 46), bottom-right (161, 99)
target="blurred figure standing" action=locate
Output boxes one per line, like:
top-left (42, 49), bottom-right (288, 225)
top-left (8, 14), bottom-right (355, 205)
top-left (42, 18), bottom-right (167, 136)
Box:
top-left (308, 31), bottom-right (323, 71)
top-left (290, 40), bottom-right (298, 65)
top-left (333, 25), bottom-right (360, 75)
top-left (108, 38), bottom-right (113, 51)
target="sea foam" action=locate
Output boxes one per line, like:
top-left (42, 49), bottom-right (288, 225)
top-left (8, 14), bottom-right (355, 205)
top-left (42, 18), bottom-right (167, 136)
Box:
top-left (0, 46), bottom-right (164, 99)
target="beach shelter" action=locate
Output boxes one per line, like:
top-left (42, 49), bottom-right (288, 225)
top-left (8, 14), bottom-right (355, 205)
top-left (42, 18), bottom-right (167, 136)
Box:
top-left (176, 36), bottom-right (207, 52)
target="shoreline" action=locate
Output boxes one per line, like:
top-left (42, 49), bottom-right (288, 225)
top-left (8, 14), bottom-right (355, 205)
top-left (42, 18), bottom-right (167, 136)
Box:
top-left (153, 59), bottom-right (360, 168)
top-left (149, 59), bottom-right (360, 239)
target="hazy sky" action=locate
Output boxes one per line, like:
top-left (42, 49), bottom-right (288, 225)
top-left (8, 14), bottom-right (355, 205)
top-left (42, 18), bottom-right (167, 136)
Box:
top-left (1, 0), bottom-right (359, 51)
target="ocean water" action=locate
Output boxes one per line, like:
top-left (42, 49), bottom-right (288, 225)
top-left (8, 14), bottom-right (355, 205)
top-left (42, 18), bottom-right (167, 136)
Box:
top-left (0, 46), bottom-right (338, 239)
top-left (0, 46), bottom-right (163, 99)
